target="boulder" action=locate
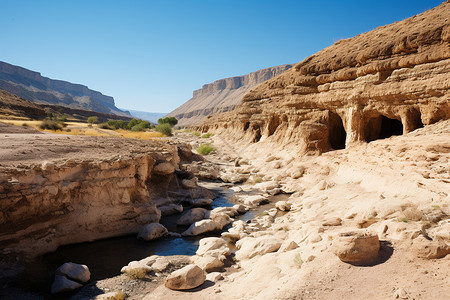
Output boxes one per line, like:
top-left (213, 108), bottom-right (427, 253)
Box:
top-left (235, 236), bottom-right (282, 260)
top-left (121, 260), bottom-right (152, 273)
top-left (210, 206), bottom-right (238, 217)
top-left (254, 181), bottom-right (279, 192)
top-left (55, 262), bottom-right (90, 283)
top-left (51, 275), bottom-right (83, 294)
top-left (189, 198), bottom-right (213, 207)
top-left (181, 219), bottom-right (220, 236)
top-left (278, 241), bottom-right (299, 252)
top-left (332, 231), bottom-right (380, 265)
top-left (182, 179), bottom-right (197, 189)
top-left (151, 257), bottom-right (172, 273)
top-left (239, 195), bottom-right (268, 207)
top-left (165, 265), bottom-right (206, 290)
top-left (196, 237), bottom-right (229, 256)
top-left (275, 201), bottom-right (291, 211)
top-left (137, 223), bottom-right (168, 241)
top-left (158, 204), bottom-right (183, 216)
top-left (412, 236), bottom-right (450, 259)
top-left (191, 255), bottom-right (224, 272)
top-left (206, 272), bottom-right (224, 282)
top-left (233, 204), bottom-right (248, 214)
top-left (153, 162), bottom-right (175, 175)
top-left (177, 208), bottom-right (209, 226)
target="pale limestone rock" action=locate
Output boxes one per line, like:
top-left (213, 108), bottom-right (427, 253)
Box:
top-left (196, 237), bottom-right (229, 256)
top-left (51, 275), bottom-right (83, 294)
top-left (165, 265), bottom-right (206, 290)
top-left (279, 241), bottom-right (299, 252)
top-left (121, 260), bottom-right (152, 273)
top-left (177, 208), bottom-right (209, 226)
top-left (137, 223), bottom-right (168, 241)
top-left (275, 201), bottom-right (291, 211)
top-left (206, 272), bottom-right (224, 282)
top-left (235, 236), bottom-right (282, 260)
top-left (322, 217), bottom-right (342, 226)
top-left (95, 291), bottom-right (126, 300)
top-left (55, 262), bottom-right (90, 283)
top-left (191, 255), bottom-right (224, 272)
top-left (332, 231), bottom-right (380, 265)
top-left (181, 220), bottom-right (220, 236)
top-left (233, 204), bottom-right (248, 214)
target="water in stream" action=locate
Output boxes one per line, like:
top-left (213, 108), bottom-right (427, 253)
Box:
top-left (11, 181), bottom-right (289, 298)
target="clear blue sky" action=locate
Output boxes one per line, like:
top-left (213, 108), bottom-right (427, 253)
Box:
top-left (0, 0), bottom-right (444, 113)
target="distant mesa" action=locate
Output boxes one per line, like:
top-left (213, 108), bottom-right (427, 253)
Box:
top-left (0, 61), bottom-right (130, 117)
top-left (166, 64), bottom-right (293, 127)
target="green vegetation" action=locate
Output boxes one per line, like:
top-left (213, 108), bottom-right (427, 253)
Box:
top-left (157, 116), bottom-right (178, 126)
top-left (155, 123), bottom-right (173, 136)
top-left (107, 119), bottom-right (128, 129)
top-left (197, 143), bottom-right (215, 155)
top-left (397, 217), bottom-right (409, 223)
top-left (87, 116), bottom-right (99, 124)
top-left (201, 133), bottom-right (212, 138)
top-left (193, 131), bottom-right (201, 137)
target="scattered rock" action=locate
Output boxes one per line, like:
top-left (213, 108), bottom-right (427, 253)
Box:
top-left (275, 201), bottom-right (291, 211)
top-left (189, 198), bottom-right (213, 207)
top-left (322, 217), bottom-right (342, 226)
top-left (95, 291), bottom-right (126, 300)
top-left (235, 236), bottom-right (282, 260)
top-left (206, 272), bottom-right (224, 282)
top-left (177, 208), bottom-right (209, 226)
top-left (121, 260), bottom-right (152, 273)
top-left (158, 204), bottom-right (183, 216)
top-left (182, 219), bottom-right (220, 236)
top-left (412, 236), bottom-right (450, 259)
top-left (191, 255), bottom-right (224, 272)
top-left (181, 179), bottom-right (197, 189)
top-left (153, 162), bottom-right (175, 175)
top-left (51, 275), bottom-right (83, 294)
top-left (137, 223), bottom-right (168, 241)
top-left (196, 237), bottom-right (229, 256)
top-left (279, 241), bottom-right (299, 252)
top-left (239, 195), bottom-right (268, 207)
top-left (55, 262), bottom-right (90, 283)
top-left (233, 204), bottom-right (248, 214)
top-left (165, 264), bottom-right (206, 290)
top-left (332, 231), bottom-right (380, 265)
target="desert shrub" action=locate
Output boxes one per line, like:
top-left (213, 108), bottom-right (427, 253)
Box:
top-left (197, 143), bottom-right (215, 155)
top-left (99, 123), bottom-right (112, 130)
top-left (58, 116), bottom-right (67, 122)
top-left (155, 123), bottom-right (172, 136)
top-left (39, 120), bottom-right (63, 131)
top-left (157, 117), bottom-right (178, 126)
top-left (22, 123), bottom-right (29, 127)
top-left (87, 116), bottom-right (99, 124)
top-left (127, 118), bottom-right (150, 131)
top-left (107, 119), bottom-right (127, 129)
top-left (193, 131), bottom-right (201, 137)
top-left (125, 268), bottom-right (147, 280)
top-left (201, 133), bottom-right (212, 138)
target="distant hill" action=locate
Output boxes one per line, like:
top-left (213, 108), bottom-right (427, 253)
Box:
top-left (0, 61), bottom-right (130, 117)
top-left (166, 64), bottom-right (293, 127)
top-left (125, 109), bottom-right (167, 123)
top-left (0, 89), bottom-right (132, 122)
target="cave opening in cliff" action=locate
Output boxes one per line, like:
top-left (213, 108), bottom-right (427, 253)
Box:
top-left (253, 126), bottom-right (262, 142)
top-left (244, 122), bottom-right (250, 131)
top-left (328, 112), bottom-right (346, 150)
top-left (364, 115), bottom-right (403, 142)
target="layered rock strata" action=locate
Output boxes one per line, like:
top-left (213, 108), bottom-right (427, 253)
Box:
top-left (200, 1), bottom-right (450, 155)
top-left (0, 134), bottom-right (205, 257)
top-left (167, 64), bottom-right (293, 127)
top-left (0, 61), bottom-right (129, 117)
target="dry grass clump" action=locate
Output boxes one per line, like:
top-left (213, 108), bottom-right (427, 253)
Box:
top-left (39, 120), bottom-right (64, 130)
top-left (124, 268), bottom-right (148, 280)
top-left (116, 129), bottom-right (164, 139)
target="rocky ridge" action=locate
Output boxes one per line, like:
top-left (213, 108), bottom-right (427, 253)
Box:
top-left (200, 1), bottom-right (450, 156)
top-left (0, 61), bottom-right (129, 117)
top-left (166, 64), bottom-right (292, 127)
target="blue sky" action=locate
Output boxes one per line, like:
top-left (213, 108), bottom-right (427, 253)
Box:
top-left (0, 0), bottom-right (444, 113)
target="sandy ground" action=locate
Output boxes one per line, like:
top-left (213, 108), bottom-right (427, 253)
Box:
top-left (0, 120), bottom-right (448, 299)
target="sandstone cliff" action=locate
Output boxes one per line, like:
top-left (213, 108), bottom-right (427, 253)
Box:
top-left (167, 64), bottom-right (293, 127)
top-left (201, 1), bottom-right (450, 155)
top-left (0, 61), bottom-right (130, 117)
top-left (0, 134), bottom-right (207, 257)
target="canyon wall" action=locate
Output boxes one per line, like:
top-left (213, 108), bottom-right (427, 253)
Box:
top-left (200, 1), bottom-right (450, 155)
top-left (0, 138), bottom-right (205, 257)
top-left (167, 64), bottom-right (293, 127)
top-left (0, 61), bottom-right (130, 117)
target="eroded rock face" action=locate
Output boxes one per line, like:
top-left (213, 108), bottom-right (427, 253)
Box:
top-left (200, 2), bottom-right (450, 155)
top-left (0, 141), bottom-right (199, 257)
top-left (166, 64), bottom-right (293, 127)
